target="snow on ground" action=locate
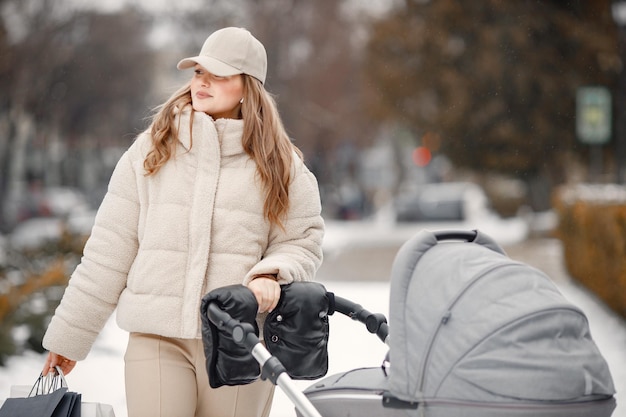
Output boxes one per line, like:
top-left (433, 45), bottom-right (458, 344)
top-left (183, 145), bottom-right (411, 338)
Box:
top-left (2, 276), bottom-right (623, 417)
top-left (0, 218), bottom-right (624, 417)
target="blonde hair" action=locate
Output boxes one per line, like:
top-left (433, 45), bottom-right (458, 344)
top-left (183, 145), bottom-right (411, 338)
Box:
top-left (144, 75), bottom-right (301, 229)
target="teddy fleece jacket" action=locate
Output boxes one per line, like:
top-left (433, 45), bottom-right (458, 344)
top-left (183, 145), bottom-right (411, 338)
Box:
top-left (42, 108), bottom-right (325, 361)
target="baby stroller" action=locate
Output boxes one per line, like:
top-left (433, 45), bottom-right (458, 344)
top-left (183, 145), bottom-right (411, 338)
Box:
top-left (201, 229), bottom-right (616, 417)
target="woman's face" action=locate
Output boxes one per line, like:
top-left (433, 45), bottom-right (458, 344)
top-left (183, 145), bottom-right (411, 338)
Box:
top-left (190, 64), bottom-right (244, 119)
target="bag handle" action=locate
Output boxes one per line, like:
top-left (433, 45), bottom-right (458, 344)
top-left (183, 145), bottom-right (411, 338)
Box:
top-left (28, 366), bottom-right (68, 397)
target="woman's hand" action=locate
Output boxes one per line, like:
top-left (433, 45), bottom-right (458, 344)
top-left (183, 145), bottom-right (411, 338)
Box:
top-left (42, 351), bottom-right (77, 376)
top-left (247, 275), bottom-right (281, 313)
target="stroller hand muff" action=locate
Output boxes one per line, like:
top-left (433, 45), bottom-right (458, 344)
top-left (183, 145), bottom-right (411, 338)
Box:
top-left (201, 285), bottom-right (261, 388)
top-left (201, 282), bottom-right (332, 387)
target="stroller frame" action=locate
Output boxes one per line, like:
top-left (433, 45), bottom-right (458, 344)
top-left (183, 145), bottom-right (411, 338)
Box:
top-left (204, 229), bottom-right (616, 417)
top-left (205, 294), bottom-right (389, 417)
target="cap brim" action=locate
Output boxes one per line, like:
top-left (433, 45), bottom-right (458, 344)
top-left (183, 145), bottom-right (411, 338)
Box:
top-left (176, 56), bottom-right (243, 77)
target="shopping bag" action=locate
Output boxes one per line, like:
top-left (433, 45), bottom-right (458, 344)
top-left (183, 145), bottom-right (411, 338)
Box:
top-left (52, 389), bottom-right (80, 417)
top-left (0, 367), bottom-right (81, 417)
top-left (82, 401), bottom-right (116, 417)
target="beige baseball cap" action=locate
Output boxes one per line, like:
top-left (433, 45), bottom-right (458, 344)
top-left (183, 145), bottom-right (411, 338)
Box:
top-left (177, 27), bottom-right (267, 84)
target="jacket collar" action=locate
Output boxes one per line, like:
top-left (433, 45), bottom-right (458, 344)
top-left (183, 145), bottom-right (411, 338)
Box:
top-left (215, 118), bottom-right (245, 157)
top-left (176, 106), bottom-right (244, 156)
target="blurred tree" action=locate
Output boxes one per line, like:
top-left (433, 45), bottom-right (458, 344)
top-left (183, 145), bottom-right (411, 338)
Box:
top-left (41, 10), bottom-right (154, 140)
top-left (364, 0), bottom-right (619, 209)
top-left (0, 0), bottom-right (155, 230)
top-left (250, 1), bottom-right (376, 161)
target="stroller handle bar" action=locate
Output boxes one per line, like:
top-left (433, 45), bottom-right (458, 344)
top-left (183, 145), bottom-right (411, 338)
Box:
top-left (433, 229), bottom-right (478, 242)
top-left (332, 295), bottom-right (389, 344)
top-left (206, 302), bottom-right (258, 350)
top-left (206, 302), bottom-right (323, 417)
top-left (207, 293), bottom-right (391, 346)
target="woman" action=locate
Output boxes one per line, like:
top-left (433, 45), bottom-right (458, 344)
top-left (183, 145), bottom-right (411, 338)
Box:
top-left (41, 27), bottom-right (325, 417)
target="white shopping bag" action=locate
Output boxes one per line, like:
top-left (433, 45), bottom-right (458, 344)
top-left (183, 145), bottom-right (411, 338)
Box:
top-left (8, 385), bottom-right (31, 398)
top-left (81, 401), bottom-right (116, 417)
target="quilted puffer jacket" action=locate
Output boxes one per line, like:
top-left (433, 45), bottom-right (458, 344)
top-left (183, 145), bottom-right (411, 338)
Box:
top-left (43, 107), bottom-right (324, 360)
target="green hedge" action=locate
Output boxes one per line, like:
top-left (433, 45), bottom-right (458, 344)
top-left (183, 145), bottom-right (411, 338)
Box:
top-left (554, 184), bottom-right (626, 319)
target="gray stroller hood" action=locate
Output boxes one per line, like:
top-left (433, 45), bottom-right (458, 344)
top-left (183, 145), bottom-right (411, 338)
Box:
top-left (387, 229), bottom-right (615, 409)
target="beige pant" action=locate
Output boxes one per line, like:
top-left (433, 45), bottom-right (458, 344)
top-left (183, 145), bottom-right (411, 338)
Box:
top-left (124, 333), bottom-right (275, 417)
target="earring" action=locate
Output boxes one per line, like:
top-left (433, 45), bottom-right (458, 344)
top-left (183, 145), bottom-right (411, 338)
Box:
top-left (239, 98), bottom-right (244, 104)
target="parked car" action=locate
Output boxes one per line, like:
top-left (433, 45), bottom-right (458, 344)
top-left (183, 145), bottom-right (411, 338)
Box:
top-left (8, 217), bottom-right (65, 251)
top-left (393, 182), bottom-right (492, 223)
top-left (42, 187), bottom-right (91, 218)
top-left (7, 185), bottom-right (91, 225)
